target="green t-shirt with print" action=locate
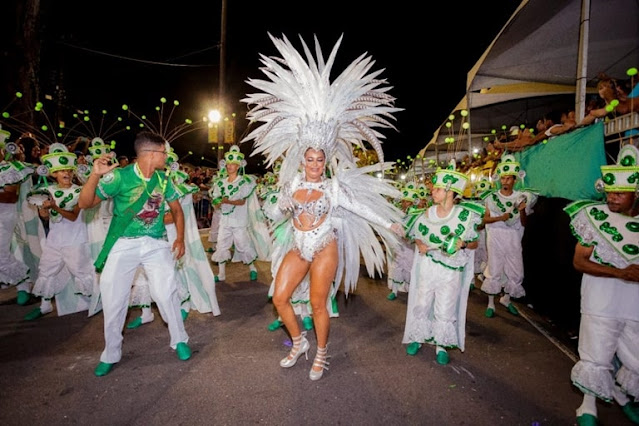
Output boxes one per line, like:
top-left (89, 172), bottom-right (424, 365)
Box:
top-left (96, 164), bottom-right (179, 239)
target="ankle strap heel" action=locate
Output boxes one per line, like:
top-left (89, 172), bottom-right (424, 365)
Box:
top-left (309, 346), bottom-right (330, 381)
top-left (280, 333), bottom-right (310, 368)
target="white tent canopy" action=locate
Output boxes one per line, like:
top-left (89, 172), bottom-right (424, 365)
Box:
top-left (415, 0), bottom-right (639, 172)
top-left (468, 0), bottom-right (638, 100)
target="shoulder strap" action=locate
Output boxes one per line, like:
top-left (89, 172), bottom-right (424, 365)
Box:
top-left (93, 172), bottom-right (160, 272)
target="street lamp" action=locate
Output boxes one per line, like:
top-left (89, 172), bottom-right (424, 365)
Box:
top-left (208, 109), bottom-right (221, 168)
top-left (217, 0), bottom-right (227, 166)
top-left (208, 109), bottom-right (221, 123)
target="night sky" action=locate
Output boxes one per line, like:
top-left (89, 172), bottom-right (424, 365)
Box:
top-left (4, 1), bottom-right (521, 171)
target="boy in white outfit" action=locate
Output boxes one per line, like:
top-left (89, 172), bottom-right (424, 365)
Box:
top-left (25, 144), bottom-right (95, 320)
top-left (402, 164), bottom-right (484, 364)
top-left (480, 154), bottom-right (538, 317)
top-left (209, 145), bottom-right (271, 282)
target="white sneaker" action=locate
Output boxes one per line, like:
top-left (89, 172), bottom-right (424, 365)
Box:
top-left (40, 304), bottom-right (54, 315)
top-left (140, 312), bottom-right (155, 324)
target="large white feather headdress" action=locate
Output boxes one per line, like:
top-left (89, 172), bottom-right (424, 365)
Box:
top-left (241, 33), bottom-right (402, 183)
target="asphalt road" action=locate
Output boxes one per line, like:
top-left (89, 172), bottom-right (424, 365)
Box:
top-left (0, 234), bottom-right (631, 426)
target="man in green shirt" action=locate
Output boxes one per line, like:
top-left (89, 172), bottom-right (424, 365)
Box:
top-left (79, 131), bottom-right (190, 377)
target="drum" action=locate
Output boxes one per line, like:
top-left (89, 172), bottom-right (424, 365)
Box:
top-left (26, 188), bottom-right (51, 207)
top-left (443, 233), bottom-right (460, 255)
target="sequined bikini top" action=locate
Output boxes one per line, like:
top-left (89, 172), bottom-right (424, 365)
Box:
top-left (292, 180), bottom-right (330, 227)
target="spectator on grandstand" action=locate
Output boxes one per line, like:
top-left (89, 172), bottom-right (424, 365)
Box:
top-left (615, 77), bottom-right (639, 145)
top-left (483, 141), bottom-right (502, 176)
top-left (617, 76), bottom-right (639, 101)
top-left (458, 154), bottom-right (472, 173)
top-left (579, 73), bottom-right (633, 127)
top-left (507, 126), bottom-right (521, 141)
top-left (471, 148), bottom-right (488, 169)
top-left (496, 110), bottom-right (575, 152)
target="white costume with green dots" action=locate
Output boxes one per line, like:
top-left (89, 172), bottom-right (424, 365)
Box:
top-left (481, 189), bottom-right (537, 298)
top-left (209, 174), bottom-right (271, 264)
top-left (402, 202), bottom-right (483, 351)
top-left (30, 183), bottom-right (95, 311)
top-left (0, 161), bottom-right (36, 288)
top-left (565, 200), bottom-right (639, 402)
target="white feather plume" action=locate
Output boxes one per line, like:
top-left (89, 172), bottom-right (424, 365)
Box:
top-left (241, 33), bottom-right (403, 184)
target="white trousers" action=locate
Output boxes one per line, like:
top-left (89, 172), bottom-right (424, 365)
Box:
top-left (211, 224), bottom-right (256, 264)
top-left (32, 242), bottom-right (95, 298)
top-left (0, 203), bottom-right (29, 285)
top-left (571, 314), bottom-right (639, 400)
top-left (481, 227), bottom-right (525, 298)
top-left (402, 255), bottom-right (463, 348)
top-left (99, 236), bottom-right (188, 364)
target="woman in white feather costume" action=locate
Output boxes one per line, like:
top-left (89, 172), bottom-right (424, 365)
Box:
top-left (242, 33), bottom-right (404, 380)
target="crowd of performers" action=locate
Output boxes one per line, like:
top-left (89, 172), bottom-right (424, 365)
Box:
top-left (1, 33), bottom-right (638, 425)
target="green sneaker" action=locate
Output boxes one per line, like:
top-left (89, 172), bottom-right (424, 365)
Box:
top-left (214, 275), bottom-right (220, 283)
top-left (302, 316), bottom-right (314, 331)
top-left (126, 316), bottom-right (143, 329)
top-left (250, 270), bottom-right (258, 281)
top-left (387, 292), bottom-right (397, 301)
top-left (406, 342), bottom-right (421, 356)
top-left (181, 309), bottom-right (189, 321)
top-left (24, 307), bottom-right (44, 321)
top-left (622, 401), bottom-right (639, 424)
top-left (331, 296), bottom-right (339, 314)
top-left (485, 308), bottom-right (495, 318)
top-left (16, 290), bottom-right (30, 306)
top-left (436, 351), bottom-right (450, 365)
top-left (506, 303), bottom-right (519, 316)
top-left (267, 319), bottom-right (283, 331)
top-left (206, 247), bottom-right (213, 253)
top-left (94, 362), bottom-right (113, 377)
top-left (176, 342), bottom-right (191, 361)
top-left (576, 413), bottom-right (599, 426)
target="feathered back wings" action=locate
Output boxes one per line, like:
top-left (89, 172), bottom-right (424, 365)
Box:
top-left (241, 33), bottom-right (402, 183)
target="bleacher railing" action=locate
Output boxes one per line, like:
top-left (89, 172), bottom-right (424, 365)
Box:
top-left (604, 112), bottom-right (639, 145)
top-left (193, 190), bottom-right (211, 229)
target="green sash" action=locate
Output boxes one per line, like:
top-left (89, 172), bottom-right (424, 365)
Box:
top-left (94, 172), bottom-right (160, 272)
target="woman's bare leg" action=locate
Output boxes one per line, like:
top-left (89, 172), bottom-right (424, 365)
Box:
top-left (309, 240), bottom-right (338, 350)
top-left (272, 250), bottom-right (310, 339)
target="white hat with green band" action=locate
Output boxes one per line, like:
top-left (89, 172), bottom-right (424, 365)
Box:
top-left (598, 144), bottom-right (639, 193)
top-left (431, 161), bottom-right (468, 195)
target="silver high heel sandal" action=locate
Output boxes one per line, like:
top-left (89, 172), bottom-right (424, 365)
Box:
top-left (280, 333), bottom-right (310, 368)
top-left (309, 346), bottom-right (330, 381)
